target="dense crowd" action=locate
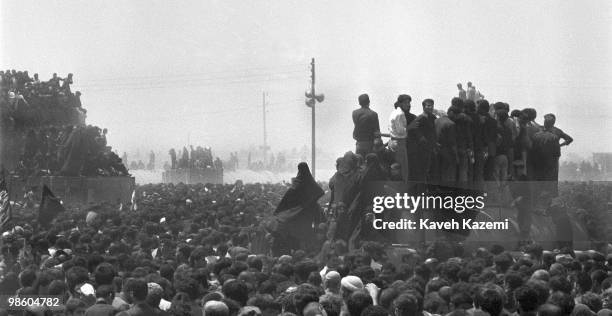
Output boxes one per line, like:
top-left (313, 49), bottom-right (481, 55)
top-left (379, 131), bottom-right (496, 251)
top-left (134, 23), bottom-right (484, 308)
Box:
top-left (12, 125), bottom-right (129, 178)
top-left (0, 180), bottom-right (611, 316)
top-left (0, 70), bottom-right (85, 131)
top-left (168, 147), bottom-right (223, 171)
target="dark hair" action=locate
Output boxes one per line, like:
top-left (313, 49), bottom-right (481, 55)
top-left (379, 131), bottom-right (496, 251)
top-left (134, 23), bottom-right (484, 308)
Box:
top-left (358, 94), bottom-right (370, 107)
top-left (538, 303), bottom-right (563, 316)
top-left (549, 276), bottom-right (572, 294)
top-left (347, 291), bottom-right (373, 316)
top-left (422, 99), bottom-right (434, 107)
top-left (124, 278), bottom-right (148, 302)
top-left (477, 286), bottom-right (504, 316)
top-left (393, 293), bottom-right (419, 316)
top-left (65, 266), bottom-right (90, 295)
top-left (547, 291), bottom-right (575, 316)
top-left (294, 261), bottom-right (319, 284)
top-left (447, 105), bottom-right (461, 116)
top-left (360, 305), bottom-right (389, 316)
top-left (222, 280), bottom-right (249, 306)
top-left (65, 298), bottom-right (87, 314)
top-left (515, 285), bottom-right (538, 313)
top-left (294, 291), bottom-right (319, 316)
top-left (576, 272), bottom-right (593, 293)
top-left (451, 97), bottom-right (464, 109)
top-left (247, 256), bottom-right (263, 272)
top-left (94, 263), bottom-right (116, 286)
top-left (477, 99), bottom-right (490, 115)
top-left (19, 269), bottom-right (37, 288)
top-left (96, 284), bottom-right (114, 299)
top-left (581, 292), bottom-right (602, 313)
top-left (47, 280), bottom-right (67, 296)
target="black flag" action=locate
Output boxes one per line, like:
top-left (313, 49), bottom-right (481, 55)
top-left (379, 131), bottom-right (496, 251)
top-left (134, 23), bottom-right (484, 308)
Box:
top-left (0, 179), bottom-right (12, 232)
top-left (39, 185), bottom-right (65, 227)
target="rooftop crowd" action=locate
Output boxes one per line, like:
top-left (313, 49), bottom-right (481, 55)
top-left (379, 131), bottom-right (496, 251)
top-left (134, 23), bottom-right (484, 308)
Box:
top-left (0, 70), bottom-right (84, 130)
top-left (0, 70), bottom-right (129, 178)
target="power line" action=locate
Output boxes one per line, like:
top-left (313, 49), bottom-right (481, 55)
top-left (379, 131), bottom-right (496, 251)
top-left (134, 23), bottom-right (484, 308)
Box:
top-left (81, 63), bottom-right (310, 82)
top-left (79, 74), bottom-right (307, 92)
top-left (78, 70), bottom-right (306, 89)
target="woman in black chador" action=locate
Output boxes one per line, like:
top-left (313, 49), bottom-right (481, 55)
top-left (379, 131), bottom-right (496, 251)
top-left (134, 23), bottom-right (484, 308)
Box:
top-left (269, 162), bottom-right (325, 256)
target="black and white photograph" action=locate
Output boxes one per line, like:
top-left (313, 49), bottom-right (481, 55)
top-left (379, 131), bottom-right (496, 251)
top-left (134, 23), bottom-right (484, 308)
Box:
top-left (1, 1), bottom-right (612, 315)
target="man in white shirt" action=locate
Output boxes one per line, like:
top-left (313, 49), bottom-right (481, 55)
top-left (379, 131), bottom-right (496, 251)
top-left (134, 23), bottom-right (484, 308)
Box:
top-left (388, 94), bottom-right (411, 182)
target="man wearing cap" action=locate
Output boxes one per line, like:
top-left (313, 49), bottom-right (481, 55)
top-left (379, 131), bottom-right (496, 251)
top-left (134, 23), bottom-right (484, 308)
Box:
top-left (324, 271), bottom-right (341, 295)
top-left (388, 95), bottom-right (411, 182)
top-left (352, 94), bottom-right (381, 157)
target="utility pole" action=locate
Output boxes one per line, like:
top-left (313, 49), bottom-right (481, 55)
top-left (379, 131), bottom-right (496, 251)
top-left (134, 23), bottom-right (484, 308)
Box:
top-left (305, 58), bottom-right (324, 179)
top-left (262, 92), bottom-right (268, 165)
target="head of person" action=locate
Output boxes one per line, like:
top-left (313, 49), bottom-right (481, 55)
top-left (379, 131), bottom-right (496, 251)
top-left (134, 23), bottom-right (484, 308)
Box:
top-left (476, 285), bottom-right (504, 316)
top-left (477, 100), bottom-right (490, 115)
top-left (544, 114), bottom-right (556, 129)
top-left (422, 99), bottom-right (434, 115)
top-left (467, 81), bottom-right (473, 87)
top-left (395, 94), bottom-right (412, 113)
top-left (146, 282), bottom-right (164, 308)
top-left (238, 306), bottom-right (263, 316)
top-left (324, 271), bottom-right (341, 293)
top-left (451, 97), bottom-right (464, 112)
top-left (358, 94), bottom-right (370, 108)
top-left (394, 293), bottom-right (419, 316)
top-left (340, 276), bottom-right (364, 301)
top-left (204, 300), bottom-right (230, 316)
top-left (124, 278), bottom-right (148, 304)
top-left (303, 302), bottom-right (327, 316)
top-left (347, 291), bottom-right (373, 316)
top-left (95, 284), bottom-right (115, 304)
top-left (64, 298), bottom-right (87, 316)
top-left (524, 108), bottom-right (537, 121)
top-left (457, 83), bottom-right (463, 89)
top-left (447, 106), bottom-right (461, 121)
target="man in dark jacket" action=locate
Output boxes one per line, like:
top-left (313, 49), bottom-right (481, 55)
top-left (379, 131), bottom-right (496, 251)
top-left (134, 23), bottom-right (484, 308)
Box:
top-left (434, 106), bottom-right (460, 184)
top-left (406, 99), bottom-right (437, 185)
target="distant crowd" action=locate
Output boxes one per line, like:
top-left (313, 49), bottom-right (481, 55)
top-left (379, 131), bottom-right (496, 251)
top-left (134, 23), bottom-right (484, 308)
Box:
top-left (168, 146), bottom-right (223, 171)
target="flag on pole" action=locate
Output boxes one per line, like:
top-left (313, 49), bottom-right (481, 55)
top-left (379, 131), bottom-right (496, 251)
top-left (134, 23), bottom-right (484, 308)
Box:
top-left (0, 179), bottom-right (12, 232)
top-left (38, 185), bottom-right (65, 227)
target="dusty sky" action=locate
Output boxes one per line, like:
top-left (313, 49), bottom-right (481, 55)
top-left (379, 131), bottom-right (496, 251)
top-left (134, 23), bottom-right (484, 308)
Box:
top-left (2, 0), bottom-right (611, 171)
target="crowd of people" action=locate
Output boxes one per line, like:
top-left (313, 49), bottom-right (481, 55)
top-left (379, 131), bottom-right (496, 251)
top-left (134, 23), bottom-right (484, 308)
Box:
top-left (1, 73), bottom-right (607, 316)
top-left (0, 70), bottom-right (85, 131)
top-left (0, 70), bottom-right (130, 178)
top-left (12, 125), bottom-right (129, 178)
top-left (349, 88), bottom-right (573, 190)
top-left (168, 147), bottom-right (223, 171)
top-left (339, 86), bottom-right (574, 247)
top-left (0, 178), bottom-right (610, 316)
